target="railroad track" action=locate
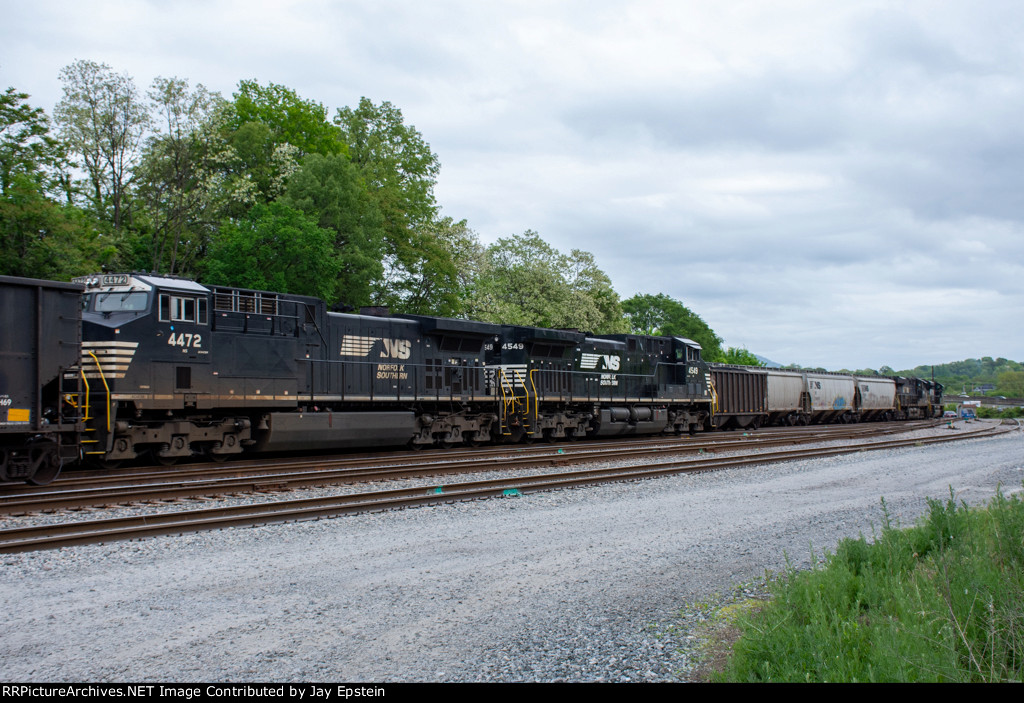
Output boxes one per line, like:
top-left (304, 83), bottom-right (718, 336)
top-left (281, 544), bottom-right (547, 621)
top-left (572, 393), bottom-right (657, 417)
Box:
top-left (3, 421), bottom-right (912, 491)
top-left (0, 420), bottom-right (1013, 553)
top-left (0, 421), bottom-right (937, 514)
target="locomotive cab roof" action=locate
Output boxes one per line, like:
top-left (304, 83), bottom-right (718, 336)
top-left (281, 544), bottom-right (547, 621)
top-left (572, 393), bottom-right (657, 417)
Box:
top-left (74, 273), bottom-right (208, 295)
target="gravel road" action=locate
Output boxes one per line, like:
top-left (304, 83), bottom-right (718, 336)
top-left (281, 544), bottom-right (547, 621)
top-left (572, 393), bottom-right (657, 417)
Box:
top-left (2, 421), bottom-right (1021, 682)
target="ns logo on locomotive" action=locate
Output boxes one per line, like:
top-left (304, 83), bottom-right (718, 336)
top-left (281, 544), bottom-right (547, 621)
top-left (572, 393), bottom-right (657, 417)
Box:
top-left (0, 273), bottom-right (940, 485)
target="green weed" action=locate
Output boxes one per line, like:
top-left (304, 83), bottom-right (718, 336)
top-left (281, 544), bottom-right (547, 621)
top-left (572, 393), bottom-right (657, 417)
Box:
top-left (715, 487), bottom-right (1024, 682)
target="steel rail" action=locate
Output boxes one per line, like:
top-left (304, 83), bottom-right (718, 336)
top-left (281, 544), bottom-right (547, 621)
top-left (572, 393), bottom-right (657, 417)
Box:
top-left (3, 420), bottom-right (936, 492)
top-left (0, 422), bottom-right (939, 514)
top-left (0, 422), bottom-right (1011, 554)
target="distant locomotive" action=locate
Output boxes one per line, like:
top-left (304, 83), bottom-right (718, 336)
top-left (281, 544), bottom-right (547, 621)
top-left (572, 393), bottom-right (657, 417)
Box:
top-left (0, 273), bottom-right (941, 484)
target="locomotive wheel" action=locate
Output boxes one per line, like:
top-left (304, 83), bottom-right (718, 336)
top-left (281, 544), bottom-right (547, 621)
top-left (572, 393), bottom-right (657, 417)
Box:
top-left (564, 428), bottom-right (578, 442)
top-left (27, 462), bottom-right (60, 486)
top-left (26, 440), bottom-right (61, 486)
top-left (465, 433), bottom-right (482, 447)
top-left (206, 450), bottom-right (229, 463)
top-left (154, 453), bottom-right (179, 466)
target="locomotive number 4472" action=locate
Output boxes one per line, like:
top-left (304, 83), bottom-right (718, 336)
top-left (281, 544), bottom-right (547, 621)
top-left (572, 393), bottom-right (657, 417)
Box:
top-left (167, 333), bottom-right (202, 348)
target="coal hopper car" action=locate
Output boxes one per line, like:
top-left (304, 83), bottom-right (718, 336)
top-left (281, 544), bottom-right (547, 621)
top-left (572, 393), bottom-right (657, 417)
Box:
top-left (0, 275), bottom-right (83, 484)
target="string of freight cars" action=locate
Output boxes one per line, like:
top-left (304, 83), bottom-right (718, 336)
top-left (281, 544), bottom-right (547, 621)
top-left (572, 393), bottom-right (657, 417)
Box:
top-left (0, 273), bottom-right (942, 485)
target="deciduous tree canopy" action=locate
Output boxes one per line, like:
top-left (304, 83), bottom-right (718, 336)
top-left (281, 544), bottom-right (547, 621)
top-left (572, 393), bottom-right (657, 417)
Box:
top-left (55, 59), bottom-right (149, 231)
top-left (203, 202), bottom-right (341, 300)
top-left (468, 230), bottom-right (627, 333)
top-left (1, 63), bottom-right (784, 370)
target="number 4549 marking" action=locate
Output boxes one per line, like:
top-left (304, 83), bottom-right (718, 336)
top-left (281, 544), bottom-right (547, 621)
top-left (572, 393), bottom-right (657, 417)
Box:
top-left (167, 332), bottom-right (202, 348)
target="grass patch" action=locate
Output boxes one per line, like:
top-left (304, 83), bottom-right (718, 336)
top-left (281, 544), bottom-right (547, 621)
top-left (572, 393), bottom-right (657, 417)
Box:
top-left (977, 406), bottom-right (1024, 419)
top-left (715, 489), bottom-right (1024, 682)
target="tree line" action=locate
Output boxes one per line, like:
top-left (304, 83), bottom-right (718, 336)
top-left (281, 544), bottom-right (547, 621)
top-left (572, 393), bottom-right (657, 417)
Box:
top-left (1, 60), bottom-right (760, 364)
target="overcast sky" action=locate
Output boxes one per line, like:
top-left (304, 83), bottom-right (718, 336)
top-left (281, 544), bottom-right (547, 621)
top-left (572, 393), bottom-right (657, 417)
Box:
top-left (3, 0), bottom-right (1022, 370)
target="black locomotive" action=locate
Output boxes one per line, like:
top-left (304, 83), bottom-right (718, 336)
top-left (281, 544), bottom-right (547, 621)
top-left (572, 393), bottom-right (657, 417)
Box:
top-left (0, 273), bottom-right (941, 485)
top-left (74, 273), bottom-right (710, 465)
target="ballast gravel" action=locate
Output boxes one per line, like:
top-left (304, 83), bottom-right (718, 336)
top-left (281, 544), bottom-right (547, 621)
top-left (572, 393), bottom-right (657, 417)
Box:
top-left (1, 420), bottom-right (1022, 682)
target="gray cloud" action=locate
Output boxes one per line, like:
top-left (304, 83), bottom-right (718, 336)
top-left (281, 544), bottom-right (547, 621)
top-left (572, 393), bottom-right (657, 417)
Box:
top-left (2, 0), bottom-right (1022, 369)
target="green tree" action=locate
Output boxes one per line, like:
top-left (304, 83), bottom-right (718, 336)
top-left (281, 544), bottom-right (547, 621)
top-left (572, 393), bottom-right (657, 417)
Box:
top-left (622, 293), bottom-right (724, 360)
top-left (1, 87), bottom-right (63, 195)
top-left (996, 370), bottom-right (1024, 397)
top-left (335, 97), bottom-right (439, 227)
top-left (203, 202), bottom-right (341, 300)
top-left (212, 80), bottom-right (346, 209)
top-left (217, 120), bottom-right (299, 209)
top-left (54, 60), bottom-right (150, 230)
top-left (1, 87), bottom-right (113, 278)
top-left (280, 153), bottom-right (386, 306)
top-left (136, 77), bottom-right (226, 274)
top-left (334, 98), bottom-right (444, 310)
top-left (564, 249), bottom-right (628, 333)
top-left (720, 347), bottom-right (764, 367)
top-left (0, 173), bottom-right (112, 278)
top-left (229, 80), bottom-right (345, 158)
top-left (391, 216), bottom-right (483, 317)
top-left (469, 231), bottom-right (626, 332)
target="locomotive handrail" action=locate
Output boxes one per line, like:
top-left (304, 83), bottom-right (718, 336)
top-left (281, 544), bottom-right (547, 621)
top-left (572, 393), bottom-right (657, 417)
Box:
top-left (498, 368), bottom-right (511, 435)
top-left (76, 368), bottom-right (93, 430)
top-left (529, 369), bottom-right (539, 429)
top-left (296, 355), bottom-right (712, 408)
top-left (86, 351), bottom-right (112, 433)
top-left (516, 367), bottom-right (530, 426)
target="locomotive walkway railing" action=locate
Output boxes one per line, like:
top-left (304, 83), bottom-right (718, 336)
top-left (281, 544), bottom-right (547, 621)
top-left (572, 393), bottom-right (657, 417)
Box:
top-left (295, 358), bottom-right (709, 410)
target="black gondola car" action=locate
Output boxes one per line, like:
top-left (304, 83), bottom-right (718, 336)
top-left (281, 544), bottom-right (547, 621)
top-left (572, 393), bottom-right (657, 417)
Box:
top-left (0, 275), bottom-right (83, 484)
top-left (708, 364), bottom-right (768, 430)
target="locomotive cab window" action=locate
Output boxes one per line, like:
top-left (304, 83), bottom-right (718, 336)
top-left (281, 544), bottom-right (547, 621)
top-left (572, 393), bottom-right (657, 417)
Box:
top-left (159, 294), bottom-right (208, 324)
top-left (94, 291), bottom-right (149, 312)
